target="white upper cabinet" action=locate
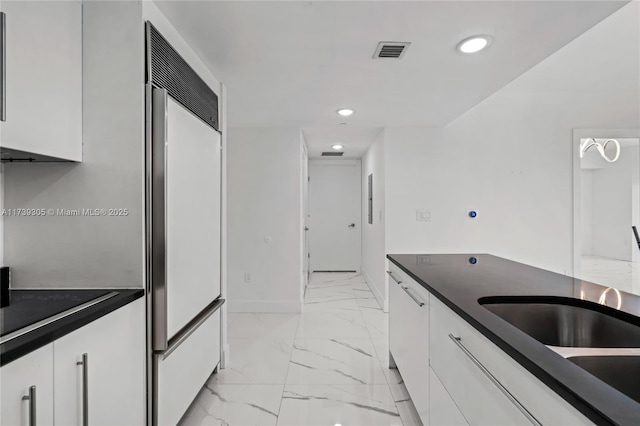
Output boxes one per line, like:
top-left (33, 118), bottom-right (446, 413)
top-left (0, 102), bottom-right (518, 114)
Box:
top-left (0, 1), bottom-right (82, 161)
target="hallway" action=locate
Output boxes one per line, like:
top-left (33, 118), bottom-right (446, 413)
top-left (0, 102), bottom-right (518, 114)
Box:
top-left (180, 273), bottom-right (421, 425)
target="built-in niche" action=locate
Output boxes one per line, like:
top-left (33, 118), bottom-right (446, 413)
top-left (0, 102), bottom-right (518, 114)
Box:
top-left (368, 173), bottom-right (373, 224)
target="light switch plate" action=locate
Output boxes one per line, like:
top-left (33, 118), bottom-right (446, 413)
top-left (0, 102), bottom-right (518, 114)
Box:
top-left (416, 209), bottom-right (431, 221)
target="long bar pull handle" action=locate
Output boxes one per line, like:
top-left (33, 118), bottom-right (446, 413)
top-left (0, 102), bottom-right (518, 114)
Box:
top-left (150, 85), bottom-right (169, 351)
top-left (448, 334), bottom-right (542, 426)
top-left (1, 12), bottom-right (6, 121)
top-left (22, 385), bottom-right (36, 426)
top-left (77, 353), bottom-right (89, 426)
top-left (401, 286), bottom-right (425, 307)
top-left (386, 270), bottom-right (402, 285)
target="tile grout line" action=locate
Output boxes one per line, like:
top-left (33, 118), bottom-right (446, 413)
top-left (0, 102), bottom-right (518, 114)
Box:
top-left (274, 292), bottom-right (305, 426)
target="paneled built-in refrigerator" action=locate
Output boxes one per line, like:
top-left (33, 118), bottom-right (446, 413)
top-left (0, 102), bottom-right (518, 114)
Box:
top-left (145, 22), bottom-right (224, 426)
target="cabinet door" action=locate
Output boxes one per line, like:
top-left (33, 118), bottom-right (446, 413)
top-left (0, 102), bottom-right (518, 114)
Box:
top-left (0, 344), bottom-right (54, 426)
top-left (388, 266), bottom-right (429, 423)
top-left (430, 298), bottom-right (533, 426)
top-left (430, 367), bottom-right (468, 426)
top-left (54, 299), bottom-right (145, 426)
top-left (157, 308), bottom-right (221, 426)
top-left (0, 1), bottom-right (82, 161)
top-left (166, 97), bottom-right (222, 338)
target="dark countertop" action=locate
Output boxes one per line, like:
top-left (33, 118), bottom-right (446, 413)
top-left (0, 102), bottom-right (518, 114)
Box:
top-left (1, 288), bottom-right (144, 366)
top-left (387, 253), bottom-right (640, 426)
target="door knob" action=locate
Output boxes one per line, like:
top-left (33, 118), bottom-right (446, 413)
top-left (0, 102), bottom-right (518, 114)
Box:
top-left (304, 226), bottom-right (309, 231)
top-left (348, 223), bottom-right (355, 228)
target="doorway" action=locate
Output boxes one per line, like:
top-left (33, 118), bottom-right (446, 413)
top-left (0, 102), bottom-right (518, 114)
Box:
top-left (308, 160), bottom-right (362, 272)
top-left (573, 129), bottom-right (640, 295)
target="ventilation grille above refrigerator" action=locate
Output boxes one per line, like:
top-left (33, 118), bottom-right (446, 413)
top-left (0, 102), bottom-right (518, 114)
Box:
top-left (146, 22), bottom-right (219, 131)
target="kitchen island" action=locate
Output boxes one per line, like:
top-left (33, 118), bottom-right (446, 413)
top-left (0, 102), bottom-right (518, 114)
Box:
top-left (387, 253), bottom-right (640, 426)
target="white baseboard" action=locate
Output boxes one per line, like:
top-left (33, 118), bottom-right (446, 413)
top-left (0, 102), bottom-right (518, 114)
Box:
top-left (362, 268), bottom-right (386, 312)
top-left (228, 300), bottom-right (302, 313)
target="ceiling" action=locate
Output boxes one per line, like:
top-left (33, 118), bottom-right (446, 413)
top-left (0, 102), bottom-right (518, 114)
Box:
top-left (155, 0), bottom-right (628, 157)
top-left (302, 126), bottom-right (382, 158)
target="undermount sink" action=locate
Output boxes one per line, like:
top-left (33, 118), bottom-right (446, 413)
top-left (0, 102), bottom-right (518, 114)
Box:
top-left (568, 356), bottom-right (640, 404)
top-left (479, 296), bottom-right (640, 347)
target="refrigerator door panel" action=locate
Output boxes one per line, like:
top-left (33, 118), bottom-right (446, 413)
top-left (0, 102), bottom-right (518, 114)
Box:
top-left (166, 96), bottom-right (221, 339)
top-left (156, 307), bottom-right (221, 426)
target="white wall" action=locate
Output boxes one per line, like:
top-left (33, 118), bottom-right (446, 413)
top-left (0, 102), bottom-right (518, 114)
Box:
top-left (3, 1), bottom-right (145, 288)
top-left (590, 145), bottom-right (639, 261)
top-left (227, 127), bottom-right (303, 312)
top-left (361, 129), bottom-right (386, 307)
top-left (580, 170), bottom-right (594, 255)
top-left (384, 2), bottom-right (639, 275)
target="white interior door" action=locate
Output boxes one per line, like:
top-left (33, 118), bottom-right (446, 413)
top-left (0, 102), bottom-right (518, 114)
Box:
top-left (309, 160), bottom-right (361, 271)
top-left (166, 97), bottom-right (221, 339)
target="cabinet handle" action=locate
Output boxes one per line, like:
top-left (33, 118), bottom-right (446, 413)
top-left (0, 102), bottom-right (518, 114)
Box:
top-left (77, 353), bottom-right (89, 426)
top-left (1, 11), bottom-right (6, 121)
top-left (21, 385), bottom-right (36, 426)
top-left (448, 334), bottom-right (542, 426)
top-left (386, 270), bottom-right (402, 285)
top-left (401, 286), bottom-right (425, 307)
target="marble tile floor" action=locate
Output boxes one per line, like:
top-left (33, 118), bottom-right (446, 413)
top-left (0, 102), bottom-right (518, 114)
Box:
top-left (180, 272), bottom-right (422, 426)
top-left (580, 256), bottom-right (640, 296)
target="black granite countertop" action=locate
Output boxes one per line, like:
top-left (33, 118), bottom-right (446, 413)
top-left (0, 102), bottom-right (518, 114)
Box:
top-left (0, 288), bottom-right (144, 366)
top-left (387, 253), bottom-right (640, 426)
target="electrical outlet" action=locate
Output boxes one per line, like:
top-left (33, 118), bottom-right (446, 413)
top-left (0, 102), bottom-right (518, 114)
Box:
top-left (244, 272), bottom-right (252, 283)
top-left (417, 255), bottom-right (431, 265)
top-left (416, 209), bottom-right (431, 221)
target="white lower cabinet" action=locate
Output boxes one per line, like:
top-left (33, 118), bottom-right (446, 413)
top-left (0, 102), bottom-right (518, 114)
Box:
top-left (429, 296), bottom-right (591, 426)
top-left (430, 298), bottom-right (532, 425)
top-left (388, 262), bottom-right (592, 426)
top-left (388, 264), bottom-right (430, 423)
top-left (0, 344), bottom-right (55, 426)
top-left (54, 298), bottom-right (145, 426)
top-left (429, 367), bottom-right (468, 426)
top-left (0, 298), bottom-right (145, 426)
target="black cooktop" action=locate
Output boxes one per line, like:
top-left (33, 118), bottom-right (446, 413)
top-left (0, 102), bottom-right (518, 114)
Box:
top-left (1, 290), bottom-right (114, 337)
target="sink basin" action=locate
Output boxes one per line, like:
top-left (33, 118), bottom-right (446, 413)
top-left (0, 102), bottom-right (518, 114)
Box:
top-left (568, 356), bottom-right (640, 403)
top-left (479, 296), bottom-right (640, 347)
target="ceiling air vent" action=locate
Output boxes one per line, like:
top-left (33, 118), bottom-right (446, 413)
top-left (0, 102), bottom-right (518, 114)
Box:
top-left (373, 42), bottom-right (411, 59)
top-left (322, 152), bottom-right (344, 157)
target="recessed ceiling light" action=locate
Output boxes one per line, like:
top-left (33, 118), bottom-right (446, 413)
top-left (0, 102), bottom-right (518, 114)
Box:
top-left (332, 144), bottom-right (344, 150)
top-left (458, 36), bottom-right (491, 54)
top-left (337, 108), bottom-right (354, 117)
